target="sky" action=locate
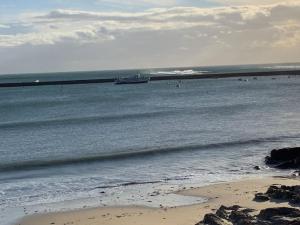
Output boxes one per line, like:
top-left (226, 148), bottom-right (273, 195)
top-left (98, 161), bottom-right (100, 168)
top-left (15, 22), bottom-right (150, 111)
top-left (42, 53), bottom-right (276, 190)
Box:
top-left (0, 0), bottom-right (300, 74)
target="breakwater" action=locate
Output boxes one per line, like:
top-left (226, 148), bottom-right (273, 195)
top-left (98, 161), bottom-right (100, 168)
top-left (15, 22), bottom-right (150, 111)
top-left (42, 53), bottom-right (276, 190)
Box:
top-left (0, 70), bottom-right (299, 88)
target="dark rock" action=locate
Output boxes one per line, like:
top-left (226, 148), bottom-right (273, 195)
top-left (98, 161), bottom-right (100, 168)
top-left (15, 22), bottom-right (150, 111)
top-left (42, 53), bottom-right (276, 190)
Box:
top-left (241, 208), bottom-right (256, 214)
top-left (201, 213), bottom-right (229, 225)
top-left (265, 216), bottom-right (300, 225)
top-left (254, 166), bottom-right (261, 170)
top-left (254, 193), bottom-right (270, 202)
top-left (270, 147), bottom-right (300, 161)
top-left (265, 147), bottom-right (300, 169)
top-left (258, 207), bottom-right (300, 220)
top-left (290, 195), bottom-right (300, 204)
top-left (264, 185), bottom-right (300, 204)
top-left (229, 209), bottom-right (252, 223)
top-left (277, 160), bottom-right (300, 169)
top-left (235, 219), bottom-right (257, 225)
top-left (267, 186), bottom-right (291, 199)
top-left (216, 205), bottom-right (230, 220)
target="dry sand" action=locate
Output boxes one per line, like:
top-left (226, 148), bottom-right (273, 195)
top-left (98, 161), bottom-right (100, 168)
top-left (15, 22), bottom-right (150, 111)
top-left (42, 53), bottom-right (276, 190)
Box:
top-left (17, 176), bottom-right (300, 225)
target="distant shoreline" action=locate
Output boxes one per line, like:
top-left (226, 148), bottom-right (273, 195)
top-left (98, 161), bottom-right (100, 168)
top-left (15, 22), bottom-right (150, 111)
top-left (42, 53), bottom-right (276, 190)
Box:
top-left (1, 69), bottom-right (299, 88)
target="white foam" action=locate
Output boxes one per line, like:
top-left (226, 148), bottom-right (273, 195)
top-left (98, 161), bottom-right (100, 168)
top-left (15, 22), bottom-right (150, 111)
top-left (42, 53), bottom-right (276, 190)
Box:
top-left (1, 182), bottom-right (205, 225)
top-left (150, 70), bottom-right (207, 75)
top-left (263, 65), bottom-right (300, 69)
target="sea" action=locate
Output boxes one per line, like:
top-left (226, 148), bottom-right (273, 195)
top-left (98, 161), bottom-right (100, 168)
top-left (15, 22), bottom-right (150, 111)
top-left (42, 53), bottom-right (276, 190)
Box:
top-left (0, 63), bottom-right (300, 225)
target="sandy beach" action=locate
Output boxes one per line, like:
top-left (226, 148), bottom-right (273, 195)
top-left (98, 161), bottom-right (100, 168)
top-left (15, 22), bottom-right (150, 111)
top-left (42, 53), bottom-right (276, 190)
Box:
top-left (17, 176), bottom-right (300, 225)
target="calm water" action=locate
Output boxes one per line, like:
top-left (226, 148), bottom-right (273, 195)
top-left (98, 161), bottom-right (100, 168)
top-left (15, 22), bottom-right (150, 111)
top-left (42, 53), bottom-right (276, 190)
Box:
top-left (0, 64), bottom-right (300, 224)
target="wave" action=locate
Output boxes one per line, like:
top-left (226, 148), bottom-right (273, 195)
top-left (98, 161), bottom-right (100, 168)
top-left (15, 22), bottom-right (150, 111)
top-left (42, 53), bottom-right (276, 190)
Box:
top-left (150, 70), bottom-right (208, 75)
top-left (0, 93), bottom-right (128, 108)
top-left (94, 176), bottom-right (191, 189)
top-left (0, 110), bottom-right (179, 129)
top-left (263, 65), bottom-right (300, 70)
top-left (0, 134), bottom-right (299, 173)
top-left (0, 102), bottom-right (255, 129)
top-left (95, 180), bottom-right (162, 189)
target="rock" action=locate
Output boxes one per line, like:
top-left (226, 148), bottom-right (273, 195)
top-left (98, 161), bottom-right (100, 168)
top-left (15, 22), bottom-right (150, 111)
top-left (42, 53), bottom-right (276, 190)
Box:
top-left (197, 206), bottom-right (252, 225)
top-left (290, 195), bottom-right (300, 204)
top-left (200, 213), bottom-right (230, 225)
top-left (216, 205), bottom-right (230, 220)
top-left (197, 206), bottom-right (300, 225)
top-left (265, 216), bottom-right (300, 225)
top-left (265, 147), bottom-right (300, 169)
top-left (266, 186), bottom-right (290, 199)
top-left (235, 219), bottom-right (258, 225)
top-left (241, 208), bottom-right (256, 214)
top-left (270, 147), bottom-right (300, 161)
top-left (254, 166), bottom-right (261, 170)
top-left (254, 193), bottom-right (270, 202)
top-left (229, 209), bottom-right (252, 223)
top-left (277, 160), bottom-right (300, 169)
top-left (264, 185), bottom-right (300, 204)
top-left (258, 207), bottom-right (300, 220)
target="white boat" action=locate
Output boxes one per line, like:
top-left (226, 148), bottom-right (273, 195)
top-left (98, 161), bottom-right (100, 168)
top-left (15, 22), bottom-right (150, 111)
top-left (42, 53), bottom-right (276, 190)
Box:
top-left (114, 74), bottom-right (150, 85)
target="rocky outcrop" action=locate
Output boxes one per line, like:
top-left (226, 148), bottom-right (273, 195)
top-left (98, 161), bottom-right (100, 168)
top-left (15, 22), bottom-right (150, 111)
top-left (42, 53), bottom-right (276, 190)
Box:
top-left (202, 213), bottom-right (231, 225)
top-left (197, 205), bottom-right (300, 225)
top-left (265, 147), bottom-right (300, 169)
top-left (265, 185), bottom-right (300, 204)
top-left (258, 207), bottom-right (300, 220)
top-left (197, 147), bottom-right (300, 225)
top-left (253, 193), bottom-right (270, 202)
top-left (252, 185), bottom-right (300, 204)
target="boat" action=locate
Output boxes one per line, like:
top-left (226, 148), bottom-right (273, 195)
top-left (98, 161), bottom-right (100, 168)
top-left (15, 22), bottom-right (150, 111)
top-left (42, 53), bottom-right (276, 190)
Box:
top-left (114, 74), bottom-right (150, 85)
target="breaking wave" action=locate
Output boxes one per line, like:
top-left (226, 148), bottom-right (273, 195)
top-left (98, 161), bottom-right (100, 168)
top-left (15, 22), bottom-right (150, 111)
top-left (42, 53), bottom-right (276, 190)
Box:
top-left (0, 134), bottom-right (299, 173)
top-left (150, 69), bottom-right (208, 75)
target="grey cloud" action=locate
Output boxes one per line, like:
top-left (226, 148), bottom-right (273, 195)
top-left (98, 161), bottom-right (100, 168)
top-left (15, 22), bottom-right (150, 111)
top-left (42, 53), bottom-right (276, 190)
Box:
top-left (1, 1), bottom-right (300, 73)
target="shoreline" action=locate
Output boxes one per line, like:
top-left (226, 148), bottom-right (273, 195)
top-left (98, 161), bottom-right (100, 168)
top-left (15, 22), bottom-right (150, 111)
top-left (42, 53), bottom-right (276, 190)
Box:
top-left (1, 69), bottom-right (299, 88)
top-left (16, 176), bottom-right (300, 225)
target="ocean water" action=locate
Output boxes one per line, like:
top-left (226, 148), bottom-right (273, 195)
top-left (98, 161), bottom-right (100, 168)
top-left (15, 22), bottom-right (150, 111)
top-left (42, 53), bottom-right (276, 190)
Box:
top-left (1, 62), bottom-right (300, 83)
top-left (0, 64), bottom-right (300, 224)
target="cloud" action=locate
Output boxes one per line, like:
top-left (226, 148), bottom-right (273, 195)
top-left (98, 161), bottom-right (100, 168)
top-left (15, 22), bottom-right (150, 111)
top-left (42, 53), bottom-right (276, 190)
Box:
top-left (211, 0), bottom-right (298, 6)
top-left (95, 0), bottom-right (177, 7)
top-left (0, 24), bottom-right (10, 29)
top-left (1, 1), bottom-right (298, 47)
top-left (0, 1), bottom-right (300, 73)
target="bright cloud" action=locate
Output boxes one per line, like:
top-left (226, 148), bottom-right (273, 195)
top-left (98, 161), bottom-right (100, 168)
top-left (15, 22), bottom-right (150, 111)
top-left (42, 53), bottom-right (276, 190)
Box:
top-left (95, 0), bottom-right (178, 7)
top-left (212, 0), bottom-right (298, 6)
top-left (0, 1), bottom-right (300, 73)
top-left (0, 24), bottom-right (10, 29)
top-left (1, 2), bottom-right (300, 47)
